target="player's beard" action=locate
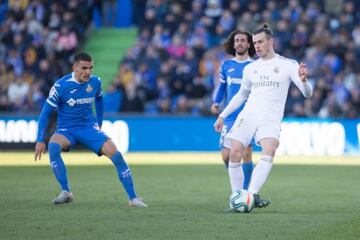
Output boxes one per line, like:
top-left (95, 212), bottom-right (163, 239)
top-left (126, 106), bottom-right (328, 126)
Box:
top-left (236, 48), bottom-right (248, 56)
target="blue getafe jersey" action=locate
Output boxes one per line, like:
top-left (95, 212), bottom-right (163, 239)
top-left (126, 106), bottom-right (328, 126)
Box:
top-left (46, 72), bottom-right (103, 129)
top-left (215, 57), bottom-right (253, 121)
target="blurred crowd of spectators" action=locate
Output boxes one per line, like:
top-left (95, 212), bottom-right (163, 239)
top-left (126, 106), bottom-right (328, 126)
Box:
top-left (109, 0), bottom-right (359, 118)
top-left (0, 0), bottom-right (94, 112)
top-left (1, 0), bottom-right (359, 119)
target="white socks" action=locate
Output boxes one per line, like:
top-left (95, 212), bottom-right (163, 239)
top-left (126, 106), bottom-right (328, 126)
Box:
top-left (228, 162), bottom-right (244, 193)
top-left (248, 155), bottom-right (273, 194)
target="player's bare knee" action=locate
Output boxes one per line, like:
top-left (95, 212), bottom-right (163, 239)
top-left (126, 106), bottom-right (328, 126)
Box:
top-left (229, 149), bottom-right (242, 163)
top-left (242, 153), bottom-right (251, 162)
top-left (49, 134), bottom-right (70, 149)
top-left (261, 147), bottom-right (277, 157)
top-left (101, 140), bottom-right (118, 158)
top-left (49, 134), bottom-right (61, 143)
top-left (242, 146), bottom-right (253, 162)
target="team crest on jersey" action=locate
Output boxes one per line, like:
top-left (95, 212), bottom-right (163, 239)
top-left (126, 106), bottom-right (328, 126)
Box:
top-left (67, 98), bottom-right (76, 107)
top-left (273, 67), bottom-right (280, 73)
top-left (253, 70), bottom-right (258, 74)
top-left (86, 84), bottom-right (93, 93)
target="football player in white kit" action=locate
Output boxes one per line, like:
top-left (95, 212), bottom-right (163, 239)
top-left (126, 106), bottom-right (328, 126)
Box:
top-left (214, 23), bottom-right (313, 208)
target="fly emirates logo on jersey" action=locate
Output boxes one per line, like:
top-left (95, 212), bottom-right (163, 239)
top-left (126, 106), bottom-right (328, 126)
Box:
top-left (252, 75), bottom-right (280, 88)
top-left (66, 97), bottom-right (94, 107)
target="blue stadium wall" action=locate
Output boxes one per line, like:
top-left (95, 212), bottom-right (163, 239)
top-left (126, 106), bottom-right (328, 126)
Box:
top-left (0, 116), bottom-right (359, 156)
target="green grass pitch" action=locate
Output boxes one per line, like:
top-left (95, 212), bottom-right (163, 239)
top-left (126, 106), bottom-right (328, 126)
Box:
top-left (0, 152), bottom-right (360, 240)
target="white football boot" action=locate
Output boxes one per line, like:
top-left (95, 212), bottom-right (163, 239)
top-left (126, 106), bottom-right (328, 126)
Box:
top-left (53, 190), bottom-right (74, 204)
top-left (128, 198), bottom-right (148, 208)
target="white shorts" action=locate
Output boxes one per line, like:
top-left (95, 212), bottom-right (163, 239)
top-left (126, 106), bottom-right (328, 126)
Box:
top-left (225, 112), bottom-right (281, 147)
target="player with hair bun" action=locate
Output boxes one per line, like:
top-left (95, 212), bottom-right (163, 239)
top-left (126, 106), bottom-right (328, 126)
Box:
top-left (214, 23), bottom-right (313, 208)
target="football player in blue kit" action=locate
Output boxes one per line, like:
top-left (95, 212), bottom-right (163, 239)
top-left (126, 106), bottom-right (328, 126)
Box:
top-left (211, 30), bottom-right (255, 190)
top-left (34, 52), bottom-right (148, 207)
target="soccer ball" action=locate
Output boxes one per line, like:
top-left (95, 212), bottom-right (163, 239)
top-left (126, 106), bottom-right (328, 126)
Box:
top-left (229, 190), bottom-right (254, 213)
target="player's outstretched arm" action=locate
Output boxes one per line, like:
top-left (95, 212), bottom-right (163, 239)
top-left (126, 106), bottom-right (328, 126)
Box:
top-left (219, 86), bottom-right (250, 119)
top-left (34, 102), bottom-right (55, 161)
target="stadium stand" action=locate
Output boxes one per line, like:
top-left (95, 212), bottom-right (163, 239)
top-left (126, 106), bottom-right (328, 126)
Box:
top-left (0, 0), bottom-right (93, 112)
top-left (1, 0), bottom-right (359, 118)
top-left (119, 0), bottom-right (360, 117)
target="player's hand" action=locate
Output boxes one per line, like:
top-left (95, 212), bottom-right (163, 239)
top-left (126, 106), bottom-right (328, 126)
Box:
top-left (34, 142), bottom-right (46, 161)
top-left (299, 62), bottom-right (308, 82)
top-left (211, 103), bottom-right (220, 115)
top-left (214, 117), bottom-right (224, 133)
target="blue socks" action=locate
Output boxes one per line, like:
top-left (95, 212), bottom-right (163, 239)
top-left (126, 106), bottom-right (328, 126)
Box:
top-left (48, 143), bottom-right (70, 192)
top-left (242, 161), bottom-right (254, 190)
top-left (48, 145), bottom-right (136, 200)
top-left (110, 151), bottom-right (137, 200)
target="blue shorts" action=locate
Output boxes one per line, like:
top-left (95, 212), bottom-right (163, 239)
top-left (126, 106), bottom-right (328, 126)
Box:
top-left (219, 118), bottom-right (255, 149)
top-left (56, 124), bottom-right (109, 156)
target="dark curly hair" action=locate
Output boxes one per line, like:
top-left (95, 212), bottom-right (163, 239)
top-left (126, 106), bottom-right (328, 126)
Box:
top-left (222, 29), bottom-right (256, 57)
